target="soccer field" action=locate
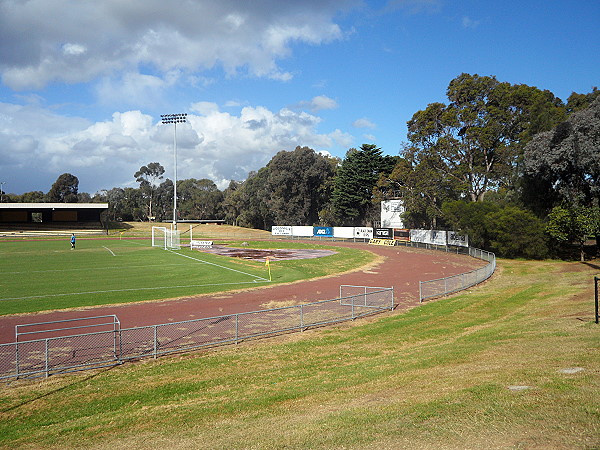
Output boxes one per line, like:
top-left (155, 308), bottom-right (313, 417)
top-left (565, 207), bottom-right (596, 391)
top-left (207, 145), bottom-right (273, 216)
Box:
top-left (0, 238), bottom-right (271, 315)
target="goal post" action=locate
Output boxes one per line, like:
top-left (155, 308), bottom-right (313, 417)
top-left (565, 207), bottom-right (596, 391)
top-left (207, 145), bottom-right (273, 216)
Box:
top-left (152, 226), bottom-right (167, 249)
top-left (152, 226), bottom-right (181, 250)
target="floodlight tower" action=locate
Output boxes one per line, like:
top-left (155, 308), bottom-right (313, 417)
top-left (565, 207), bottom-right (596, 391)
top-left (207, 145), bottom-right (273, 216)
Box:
top-left (160, 113), bottom-right (187, 230)
top-left (0, 182), bottom-right (5, 203)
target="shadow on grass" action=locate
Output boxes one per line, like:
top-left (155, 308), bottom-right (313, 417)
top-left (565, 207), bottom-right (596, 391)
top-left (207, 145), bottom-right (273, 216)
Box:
top-left (0, 365), bottom-right (119, 414)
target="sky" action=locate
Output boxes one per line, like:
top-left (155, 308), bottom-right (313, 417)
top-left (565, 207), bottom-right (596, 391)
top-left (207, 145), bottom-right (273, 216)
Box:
top-left (0, 0), bottom-right (598, 196)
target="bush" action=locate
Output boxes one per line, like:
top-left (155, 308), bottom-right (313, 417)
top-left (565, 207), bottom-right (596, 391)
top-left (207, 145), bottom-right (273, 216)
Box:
top-left (485, 206), bottom-right (548, 259)
top-left (442, 200), bottom-right (549, 259)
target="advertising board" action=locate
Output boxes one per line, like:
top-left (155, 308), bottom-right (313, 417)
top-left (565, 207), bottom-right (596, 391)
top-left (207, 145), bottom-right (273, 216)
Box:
top-left (354, 227), bottom-right (373, 239)
top-left (291, 226), bottom-right (314, 237)
top-left (333, 227), bottom-right (355, 239)
top-left (374, 227), bottom-right (393, 239)
top-left (410, 229), bottom-right (447, 245)
top-left (447, 231), bottom-right (469, 247)
top-left (271, 225), bottom-right (292, 236)
top-left (313, 226), bottom-right (334, 237)
top-left (393, 228), bottom-right (410, 241)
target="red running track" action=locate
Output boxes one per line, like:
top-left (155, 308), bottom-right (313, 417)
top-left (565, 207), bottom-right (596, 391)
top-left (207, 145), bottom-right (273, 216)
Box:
top-left (0, 242), bottom-right (486, 344)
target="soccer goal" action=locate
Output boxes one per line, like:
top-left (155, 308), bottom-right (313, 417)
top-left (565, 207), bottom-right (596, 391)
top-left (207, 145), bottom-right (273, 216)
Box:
top-left (152, 226), bottom-right (181, 250)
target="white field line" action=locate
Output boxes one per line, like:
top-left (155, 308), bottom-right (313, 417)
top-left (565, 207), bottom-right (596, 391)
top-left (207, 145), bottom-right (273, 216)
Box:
top-left (103, 246), bottom-right (116, 256)
top-left (0, 281), bottom-right (269, 302)
top-left (2, 262), bottom-right (193, 276)
top-left (167, 248), bottom-right (270, 282)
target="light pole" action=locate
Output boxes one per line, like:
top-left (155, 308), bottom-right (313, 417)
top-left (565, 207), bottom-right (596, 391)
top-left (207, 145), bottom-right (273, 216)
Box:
top-left (0, 182), bottom-right (5, 203)
top-left (160, 113), bottom-right (187, 230)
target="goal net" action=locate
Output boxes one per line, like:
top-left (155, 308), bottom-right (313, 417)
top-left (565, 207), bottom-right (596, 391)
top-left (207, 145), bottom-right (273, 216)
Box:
top-left (152, 226), bottom-right (181, 250)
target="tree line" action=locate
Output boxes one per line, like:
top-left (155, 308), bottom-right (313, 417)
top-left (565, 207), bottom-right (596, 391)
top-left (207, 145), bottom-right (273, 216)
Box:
top-left (4, 73), bottom-right (599, 260)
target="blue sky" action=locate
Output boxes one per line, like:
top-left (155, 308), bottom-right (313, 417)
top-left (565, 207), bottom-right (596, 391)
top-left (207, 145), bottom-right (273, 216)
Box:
top-left (0, 0), bottom-right (598, 195)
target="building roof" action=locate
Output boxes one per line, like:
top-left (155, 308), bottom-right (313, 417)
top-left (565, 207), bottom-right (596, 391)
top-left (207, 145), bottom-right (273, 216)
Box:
top-left (0, 203), bottom-right (108, 210)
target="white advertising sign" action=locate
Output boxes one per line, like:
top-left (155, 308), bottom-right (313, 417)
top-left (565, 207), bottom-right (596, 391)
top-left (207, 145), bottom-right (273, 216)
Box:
top-left (410, 229), bottom-right (428, 243)
top-left (354, 227), bottom-right (374, 239)
top-left (410, 229), bottom-right (447, 245)
top-left (429, 230), bottom-right (447, 246)
top-left (291, 226), bottom-right (314, 237)
top-left (271, 226), bottom-right (292, 236)
top-left (447, 231), bottom-right (469, 247)
top-left (333, 227), bottom-right (355, 239)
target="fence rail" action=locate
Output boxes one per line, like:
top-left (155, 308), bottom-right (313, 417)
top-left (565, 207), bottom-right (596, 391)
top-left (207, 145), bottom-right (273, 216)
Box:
top-left (0, 287), bottom-right (394, 380)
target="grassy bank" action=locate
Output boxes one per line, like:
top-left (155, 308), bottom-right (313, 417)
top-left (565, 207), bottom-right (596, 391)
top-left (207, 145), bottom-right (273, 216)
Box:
top-left (0, 259), bottom-right (599, 448)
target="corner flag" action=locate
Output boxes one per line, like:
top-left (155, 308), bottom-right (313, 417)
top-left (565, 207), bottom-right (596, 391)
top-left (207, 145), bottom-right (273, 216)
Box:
top-left (265, 257), bottom-right (272, 281)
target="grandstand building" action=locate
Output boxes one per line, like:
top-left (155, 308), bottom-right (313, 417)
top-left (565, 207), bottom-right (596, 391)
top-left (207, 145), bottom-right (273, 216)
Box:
top-left (0, 203), bottom-right (108, 235)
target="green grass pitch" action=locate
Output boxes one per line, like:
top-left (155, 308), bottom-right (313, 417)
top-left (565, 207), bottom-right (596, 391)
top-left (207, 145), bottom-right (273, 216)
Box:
top-left (0, 238), bottom-right (272, 316)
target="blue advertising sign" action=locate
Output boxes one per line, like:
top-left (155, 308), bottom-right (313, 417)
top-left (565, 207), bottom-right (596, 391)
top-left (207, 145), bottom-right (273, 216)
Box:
top-left (313, 226), bottom-right (334, 237)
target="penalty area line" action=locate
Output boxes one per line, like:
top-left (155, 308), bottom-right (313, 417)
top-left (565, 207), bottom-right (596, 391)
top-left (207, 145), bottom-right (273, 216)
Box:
top-left (103, 246), bottom-right (117, 256)
top-left (167, 249), bottom-right (271, 282)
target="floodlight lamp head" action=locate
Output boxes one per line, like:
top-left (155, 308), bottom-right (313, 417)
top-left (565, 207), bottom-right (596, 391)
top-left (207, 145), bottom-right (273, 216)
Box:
top-left (161, 113), bottom-right (187, 124)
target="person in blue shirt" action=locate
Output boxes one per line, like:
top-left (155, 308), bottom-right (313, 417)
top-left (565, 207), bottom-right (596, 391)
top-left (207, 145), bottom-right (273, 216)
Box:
top-left (70, 233), bottom-right (76, 250)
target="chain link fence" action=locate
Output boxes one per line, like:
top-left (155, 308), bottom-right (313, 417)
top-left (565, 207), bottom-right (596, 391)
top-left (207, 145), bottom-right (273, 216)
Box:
top-left (0, 286), bottom-right (394, 380)
top-left (415, 246), bottom-right (496, 301)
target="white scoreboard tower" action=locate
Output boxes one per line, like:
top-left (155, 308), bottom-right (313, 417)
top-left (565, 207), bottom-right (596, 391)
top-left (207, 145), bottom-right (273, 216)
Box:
top-left (381, 200), bottom-right (405, 228)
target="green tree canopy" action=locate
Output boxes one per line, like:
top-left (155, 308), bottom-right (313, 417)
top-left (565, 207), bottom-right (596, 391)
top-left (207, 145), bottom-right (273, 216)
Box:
top-left (523, 96), bottom-right (600, 210)
top-left (177, 178), bottom-right (223, 220)
top-left (265, 146), bottom-right (336, 226)
top-left (407, 73), bottom-right (565, 202)
top-left (332, 144), bottom-right (396, 226)
top-left (134, 162), bottom-right (165, 220)
top-left (546, 205), bottom-right (600, 261)
top-left (47, 173), bottom-right (79, 203)
top-left (228, 146), bottom-right (336, 229)
top-left (19, 191), bottom-right (46, 203)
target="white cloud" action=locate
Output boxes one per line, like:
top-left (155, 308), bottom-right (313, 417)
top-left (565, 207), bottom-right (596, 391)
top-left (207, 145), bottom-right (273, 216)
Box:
top-left (362, 134), bottom-right (377, 142)
top-left (295, 95), bottom-right (338, 112)
top-left (310, 95), bottom-right (339, 111)
top-left (95, 72), bottom-right (170, 109)
top-left (0, 1), bottom-right (352, 90)
top-left (462, 16), bottom-right (480, 28)
top-left (352, 117), bottom-right (376, 129)
top-left (0, 101), bottom-right (351, 194)
top-left (62, 43), bottom-right (87, 56)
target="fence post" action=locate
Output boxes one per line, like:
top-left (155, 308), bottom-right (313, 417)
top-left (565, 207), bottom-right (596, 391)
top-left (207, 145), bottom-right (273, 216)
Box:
top-left (391, 287), bottom-right (395, 310)
top-left (118, 329), bottom-right (123, 363)
top-left (113, 329), bottom-right (118, 360)
top-left (15, 341), bottom-right (19, 379)
top-left (235, 314), bottom-right (239, 344)
top-left (300, 304), bottom-right (304, 331)
top-left (45, 339), bottom-right (49, 378)
top-left (595, 276), bottom-right (599, 324)
top-left (153, 325), bottom-right (158, 359)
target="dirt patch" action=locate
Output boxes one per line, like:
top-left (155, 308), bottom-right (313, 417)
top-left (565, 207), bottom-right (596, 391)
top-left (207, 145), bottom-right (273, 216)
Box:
top-left (193, 245), bottom-right (336, 262)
